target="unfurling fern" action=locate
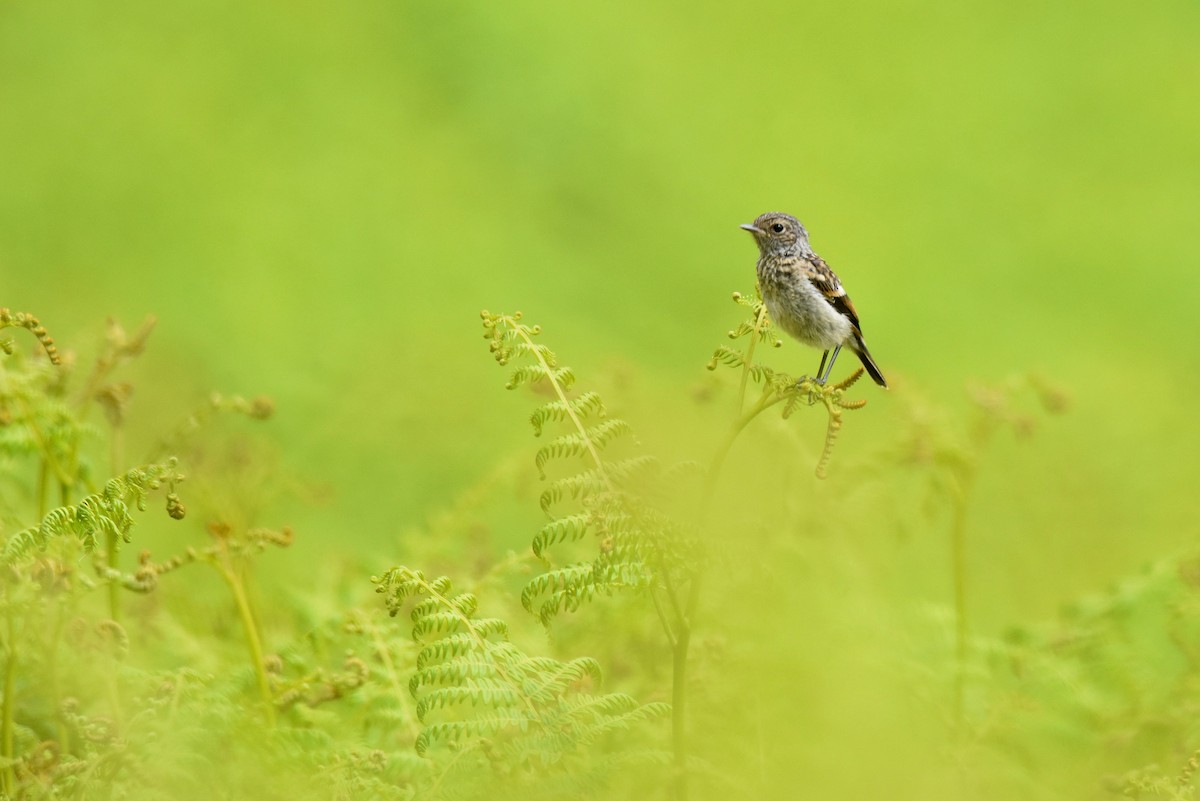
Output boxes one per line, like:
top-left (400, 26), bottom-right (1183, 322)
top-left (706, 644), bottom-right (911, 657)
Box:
top-left (707, 290), bottom-right (870, 479)
top-left (481, 311), bottom-right (701, 799)
top-left (0, 308), bottom-right (60, 365)
top-left (372, 567), bottom-right (669, 762)
top-left (3, 459), bottom-right (184, 563)
top-left (480, 311), bottom-right (697, 629)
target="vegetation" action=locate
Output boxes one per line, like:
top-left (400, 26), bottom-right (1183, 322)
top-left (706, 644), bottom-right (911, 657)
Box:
top-left (2, 2), bottom-right (1197, 797)
top-left (0, 294), bottom-right (1196, 800)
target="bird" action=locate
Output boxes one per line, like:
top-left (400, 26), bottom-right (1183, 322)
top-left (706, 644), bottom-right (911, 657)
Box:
top-left (740, 211), bottom-right (887, 388)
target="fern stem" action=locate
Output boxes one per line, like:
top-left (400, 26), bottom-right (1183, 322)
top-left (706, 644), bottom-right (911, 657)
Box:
top-left (106, 431), bottom-right (124, 622)
top-left (47, 599), bottom-right (71, 752)
top-left (19, 397), bottom-right (73, 488)
top-left (659, 563), bottom-right (691, 639)
top-left (357, 610), bottom-right (422, 742)
top-left (650, 584), bottom-right (678, 647)
top-left (106, 535), bottom-right (121, 622)
top-left (510, 319), bottom-right (615, 493)
top-left (672, 634), bottom-right (689, 800)
top-left (216, 556), bottom-right (276, 727)
top-left (407, 570), bottom-right (541, 721)
top-left (36, 459), bottom-right (49, 520)
top-left (950, 482), bottom-right (970, 729)
top-left (2, 596), bottom-right (17, 796)
top-left (102, 647), bottom-right (125, 730)
top-left (737, 302), bottom-right (771, 414)
top-left (670, 574), bottom-right (700, 801)
top-left (706, 386), bottom-right (779, 496)
top-left (425, 741), bottom-right (474, 800)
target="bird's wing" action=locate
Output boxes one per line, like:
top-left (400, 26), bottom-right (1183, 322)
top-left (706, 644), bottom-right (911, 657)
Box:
top-left (804, 254), bottom-right (864, 333)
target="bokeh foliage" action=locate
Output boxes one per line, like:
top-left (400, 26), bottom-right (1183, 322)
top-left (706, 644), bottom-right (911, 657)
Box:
top-left (2, 0), bottom-right (1199, 798)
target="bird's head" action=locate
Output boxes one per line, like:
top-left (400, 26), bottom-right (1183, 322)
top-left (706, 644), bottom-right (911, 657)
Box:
top-left (740, 212), bottom-right (809, 256)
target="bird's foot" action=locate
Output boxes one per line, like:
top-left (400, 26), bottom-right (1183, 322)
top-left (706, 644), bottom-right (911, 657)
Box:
top-left (794, 376), bottom-right (823, 405)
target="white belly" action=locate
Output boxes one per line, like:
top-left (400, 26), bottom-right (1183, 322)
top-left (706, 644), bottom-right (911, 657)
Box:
top-left (762, 281), bottom-right (852, 351)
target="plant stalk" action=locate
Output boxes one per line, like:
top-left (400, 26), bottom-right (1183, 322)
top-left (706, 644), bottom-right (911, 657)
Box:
top-left (217, 558), bottom-right (276, 727)
top-left (2, 598), bottom-right (17, 796)
top-left (951, 485), bottom-right (970, 729)
top-left (107, 428), bottom-right (124, 621)
top-left (672, 622), bottom-right (691, 801)
top-left (706, 388), bottom-right (779, 497)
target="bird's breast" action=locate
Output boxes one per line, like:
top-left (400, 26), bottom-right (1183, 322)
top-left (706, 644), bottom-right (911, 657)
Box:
top-left (757, 266), bottom-right (852, 350)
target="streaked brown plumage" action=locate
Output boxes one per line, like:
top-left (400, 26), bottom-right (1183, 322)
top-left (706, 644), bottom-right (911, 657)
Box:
top-left (740, 211), bottom-right (887, 388)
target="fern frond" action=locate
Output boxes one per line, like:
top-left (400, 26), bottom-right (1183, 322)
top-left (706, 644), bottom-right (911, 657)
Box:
top-left (520, 563), bottom-right (594, 613)
top-left (527, 559), bottom-right (654, 626)
top-left (503, 364), bottom-right (546, 389)
top-left (504, 364), bottom-right (576, 391)
top-left (726, 320), bottom-right (756, 339)
top-left (558, 692), bottom-right (641, 722)
top-left (594, 542), bottom-right (659, 574)
top-left (412, 632), bottom-right (473, 671)
top-left (377, 563), bottom-right (668, 763)
top-left (468, 617), bottom-right (509, 639)
top-left (572, 700), bottom-right (672, 743)
top-left (530, 392), bottom-right (605, 437)
top-left (533, 588), bottom-right (594, 624)
top-left (536, 460), bottom-right (658, 516)
top-left (590, 561), bottom-right (654, 590)
top-left (410, 610), bottom-right (470, 641)
top-left (834, 367), bottom-right (866, 391)
top-left (415, 714), bottom-right (530, 756)
top-left (415, 683), bottom-right (524, 721)
top-left (3, 459), bottom-right (181, 563)
top-left (539, 470), bottom-right (608, 515)
top-left (710, 291), bottom-right (877, 478)
top-left (411, 592), bottom-right (477, 623)
top-left (532, 513), bottom-right (593, 558)
top-left (535, 420), bottom-right (632, 479)
top-left (814, 406), bottom-right (843, 481)
top-left (706, 345), bottom-right (746, 371)
top-left (519, 657), bottom-right (603, 701)
top-left (602, 455), bottom-right (659, 485)
top-left (506, 341), bottom-right (556, 365)
top-left (0, 307), bottom-right (61, 364)
top-left (0, 528), bottom-right (41, 562)
top-left (374, 566), bottom-right (438, 615)
top-left (410, 654), bottom-right (506, 695)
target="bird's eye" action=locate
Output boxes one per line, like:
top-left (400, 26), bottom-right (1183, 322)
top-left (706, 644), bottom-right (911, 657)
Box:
top-left (771, 223), bottom-right (785, 233)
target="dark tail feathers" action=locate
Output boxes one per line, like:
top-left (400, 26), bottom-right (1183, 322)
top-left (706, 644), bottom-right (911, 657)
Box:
top-left (852, 336), bottom-right (888, 388)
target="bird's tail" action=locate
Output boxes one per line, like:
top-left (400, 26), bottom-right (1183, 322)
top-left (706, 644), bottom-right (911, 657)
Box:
top-left (852, 335), bottom-right (888, 388)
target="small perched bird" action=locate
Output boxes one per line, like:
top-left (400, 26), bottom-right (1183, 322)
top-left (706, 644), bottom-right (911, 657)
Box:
top-left (741, 211), bottom-right (887, 388)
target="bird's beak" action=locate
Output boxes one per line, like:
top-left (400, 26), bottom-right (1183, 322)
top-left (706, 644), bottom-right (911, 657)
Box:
top-left (739, 223), bottom-right (763, 234)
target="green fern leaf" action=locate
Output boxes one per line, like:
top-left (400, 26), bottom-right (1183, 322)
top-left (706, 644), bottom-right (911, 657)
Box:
top-left (708, 345), bottom-right (746, 369)
top-left (529, 391), bottom-right (605, 436)
top-left (533, 419), bottom-right (632, 479)
top-left (521, 563), bottom-right (594, 613)
top-left (410, 610), bottom-right (468, 641)
top-left (414, 632), bottom-right (477, 670)
top-left (519, 657), bottom-right (603, 701)
top-left (3, 460), bottom-right (179, 563)
top-left (531, 512), bottom-right (593, 558)
top-left (539, 470), bottom-right (607, 515)
top-left (415, 683), bottom-right (523, 721)
top-left (410, 654), bottom-right (503, 695)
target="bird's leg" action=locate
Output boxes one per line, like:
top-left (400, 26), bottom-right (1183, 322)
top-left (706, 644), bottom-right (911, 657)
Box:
top-left (798, 350), bottom-right (830, 387)
top-left (816, 345), bottom-right (842, 386)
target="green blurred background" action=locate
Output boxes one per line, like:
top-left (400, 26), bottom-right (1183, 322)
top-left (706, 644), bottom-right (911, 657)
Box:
top-left (4, 0), bottom-right (1198, 631)
top-left (2, 0), bottom-right (1199, 794)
